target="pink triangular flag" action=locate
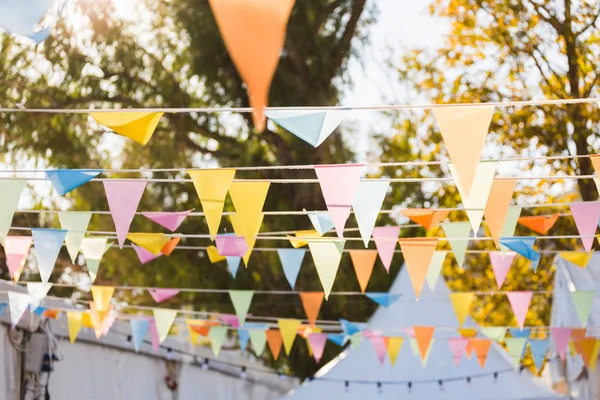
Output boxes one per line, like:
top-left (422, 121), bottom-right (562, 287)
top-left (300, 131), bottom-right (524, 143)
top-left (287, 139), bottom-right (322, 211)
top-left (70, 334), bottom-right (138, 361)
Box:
top-left (215, 235), bottom-right (249, 257)
top-left (132, 244), bottom-right (163, 264)
top-left (4, 236), bottom-right (33, 281)
top-left (142, 210), bottom-right (193, 232)
top-left (570, 202), bottom-right (600, 252)
top-left (551, 327), bottom-right (572, 360)
top-left (219, 314), bottom-right (240, 328)
top-left (314, 164), bottom-right (364, 238)
top-left (307, 333), bottom-right (327, 363)
top-left (148, 289), bottom-right (180, 303)
top-left (148, 318), bottom-right (160, 352)
top-left (369, 335), bottom-right (387, 364)
top-left (489, 251), bottom-right (516, 289)
top-left (507, 291), bottom-right (533, 329)
top-left (448, 337), bottom-right (468, 366)
top-left (371, 226), bottom-right (400, 272)
top-left (104, 180), bottom-right (147, 248)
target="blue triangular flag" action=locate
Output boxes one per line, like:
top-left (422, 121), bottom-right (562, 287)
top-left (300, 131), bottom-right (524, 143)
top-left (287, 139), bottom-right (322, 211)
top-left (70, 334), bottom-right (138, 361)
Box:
top-left (0, 0), bottom-right (55, 37)
top-left (238, 329), bottom-right (250, 352)
top-left (510, 328), bottom-right (531, 340)
top-left (306, 211), bottom-right (335, 235)
top-left (31, 228), bottom-right (68, 283)
top-left (265, 110), bottom-right (345, 147)
top-left (226, 256), bottom-right (241, 277)
top-left (365, 293), bottom-right (401, 308)
top-left (32, 306), bottom-right (47, 316)
top-left (130, 319), bottom-right (150, 353)
top-left (339, 319), bottom-right (366, 336)
top-left (277, 248), bottom-right (306, 289)
top-left (29, 26), bottom-right (51, 43)
top-left (499, 237), bottom-right (540, 271)
top-left (327, 334), bottom-right (347, 347)
top-left (46, 169), bottom-right (102, 196)
top-left (529, 339), bottom-right (549, 372)
top-left (0, 303), bottom-right (7, 316)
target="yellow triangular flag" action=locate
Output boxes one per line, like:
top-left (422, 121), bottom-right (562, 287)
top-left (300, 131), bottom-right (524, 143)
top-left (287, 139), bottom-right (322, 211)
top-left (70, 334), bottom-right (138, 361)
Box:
top-left (206, 245), bottom-right (226, 263)
top-left (153, 308), bottom-right (178, 343)
top-left (307, 240), bottom-right (345, 300)
top-left (91, 286), bottom-right (115, 312)
top-left (90, 112), bottom-right (163, 145)
top-left (450, 292), bottom-right (475, 327)
top-left (384, 337), bottom-right (404, 366)
top-left (278, 319), bottom-right (301, 355)
top-left (67, 311), bottom-right (83, 343)
top-left (81, 312), bottom-right (94, 329)
top-left (187, 169), bottom-right (236, 239)
top-left (288, 230), bottom-right (320, 248)
top-left (561, 251), bottom-right (594, 268)
top-left (127, 233), bottom-right (170, 255)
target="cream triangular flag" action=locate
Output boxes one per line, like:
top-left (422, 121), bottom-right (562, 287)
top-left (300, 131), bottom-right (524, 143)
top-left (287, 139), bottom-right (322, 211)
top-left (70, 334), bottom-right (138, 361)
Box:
top-left (0, 180), bottom-right (26, 245)
top-left (152, 308), bottom-right (177, 343)
top-left (307, 240), bottom-right (345, 299)
top-left (58, 212), bottom-right (92, 263)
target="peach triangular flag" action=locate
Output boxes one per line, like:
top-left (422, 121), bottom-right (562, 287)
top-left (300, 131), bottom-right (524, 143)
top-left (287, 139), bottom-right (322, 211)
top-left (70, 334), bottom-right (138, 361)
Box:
top-left (66, 311), bottom-right (83, 343)
top-left (517, 214), bottom-right (560, 234)
top-left (401, 209), bottom-right (450, 229)
top-left (349, 250), bottom-right (377, 293)
top-left (266, 329), bottom-right (283, 360)
top-left (470, 338), bottom-right (492, 368)
top-left (299, 292), bottom-right (324, 328)
top-left (207, 0), bottom-right (295, 131)
top-left (278, 319), bottom-right (301, 355)
top-left (413, 326), bottom-right (435, 361)
top-left (590, 154), bottom-right (600, 175)
top-left (90, 112), bottom-right (163, 145)
top-left (91, 286), bottom-right (115, 312)
top-left (484, 179), bottom-right (516, 248)
top-left (433, 106), bottom-right (494, 195)
top-left (449, 292), bottom-right (474, 327)
top-left (398, 238), bottom-right (439, 299)
top-left (574, 338), bottom-right (598, 369)
top-left (384, 337), bottom-right (404, 366)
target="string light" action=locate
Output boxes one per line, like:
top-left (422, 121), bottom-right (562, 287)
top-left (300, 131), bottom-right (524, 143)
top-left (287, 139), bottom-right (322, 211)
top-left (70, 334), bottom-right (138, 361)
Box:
top-left (494, 372), bottom-right (498, 383)
top-left (345, 381), bottom-right (349, 393)
top-left (408, 381), bottom-right (412, 394)
top-left (438, 380), bottom-right (444, 391)
top-left (466, 376), bottom-right (471, 387)
top-left (240, 366), bottom-right (247, 380)
top-left (165, 348), bottom-right (175, 361)
top-left (201, 358), bottom-right (210, 370)
top-left (377, 382), bottom-right (382, 394)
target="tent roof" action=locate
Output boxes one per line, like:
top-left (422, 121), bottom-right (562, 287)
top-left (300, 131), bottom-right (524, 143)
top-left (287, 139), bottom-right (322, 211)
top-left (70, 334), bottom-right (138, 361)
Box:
top-left (285, 265), bottom-right (562, 399)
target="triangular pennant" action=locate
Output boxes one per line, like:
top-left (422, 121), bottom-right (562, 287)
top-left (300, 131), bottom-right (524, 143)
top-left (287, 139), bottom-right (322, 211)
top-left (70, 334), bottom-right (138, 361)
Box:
top-left (81, 237), bottom-right (108, 260)
top-left (152, 308), bottom-right (177, 343)
top-left (31, 228), bottom-right (67, 283)
top-left (206, 245), bottom-right (226, 263)
top-left (481, 327), bottom-right (507, 342)
top-left (219, 314), bottom-right (240, 329)
top-left (529, 339), bottom-right (549, 372)
top-left (349, 250), bottom-right (377, 293)
top-left (349, 332), bottom-right (363, 349)
top-left (306, 211), bottom-right (334, 235)
top-left (501, 207), bottom-right (522, 249)
top-left (505, 337), bottom-right (527, 370)
top-left (229, 212), bottom-right (263, 265)
top-left (371, 226), bottom-right (399, 272)
top-left (58, 212), bottom-right (92, 264)
top-left (187, 169), bottom-right (236, 239)
top-left (248, 329), bottom-right (268, 356)
top-left (90, 112), bottom-right (163, 144)
top-left (91, 286), bottom-right (115, 312)
top-left (398, 238), bottom-right (438, 299)
top-left (141, 210), bottom-right (193, 232)
top-left (550, 327), bottom-right (572, 360)
top-left (127, 233), bottom-right (170, 255)
top-left (384, 337), bottom-right (403, 366)
top-left (132, 244), bottom-right (163, 264)
top-left (401, 209), bottom-right (450, 230)
top-left (130, 319), bottom-right (150, 352)
top-left (574, 338), bottom-right (598, 368)
top-left (299, 292), bottom-right (323, 328)
top-left (229, 290), bottom-right (253, 326)
top-left (340, 319), bottom-right (365, 336)
top-left (208, 326), bottom-right (228, 356)
top-left (560, 252), bottom-right (594, 268)
top-left (0, 180), bottom-right (26, 244)
top-left (226, 256), bottom-right (241, 277)
top-left (265, 110), bottom-right (345, 147)
top-left (506, 291), bottom-right (533, 329)
top-left (208, 0), bottom-right (295, 130)
top-left (441, 222), bottom-right (471, 267)
top-left (314, 164), bottom-right (364, 238)
top-left (215, 234), bottom-right (249, 257)
top-left (433, 106), bottom-right (494, 194)
top-left (365, 293), bottom-right (401, 308)
top-left (307, 333), bottom-right (327, 363)
top-left (277, 248), bottom-right (306, 289)
top-left (510, 328), bottom-right (531, 339)
top-left (470, 338), bottom-right (492, 368)
top-left (266, 329), bottom-right (283, 360)
top-left (149, 319), bottom-right (160, 352)
top-left (103, 180), bottom-right (147, 248)
top-left (413, 326), bottom-right (435, 361)
top-left (484, 179), bottom-right (516, 248)
top-left (161, 236), bottom-right (180, 256)
top-left (0, 0), bottom-right (55, 37)
top-left (46, 170), bottom-right (102, 196)
top-left (148, 289), bottom-right (180, 303)
top-left (238, 329), bottom-right (250, 352)
top-left (307, 240), bottom-right (345, 299)
top-left (489, 251), bottom-right (516, 289)
top-left (448, 338), bottom-right (468, 365)
top-left (278, 319), bottom-right (301, 355)
top-left (352, 180), bottom-right (389, 247)
top-left (570, 202), bottom-right (600, 252)
top-left (8, 292), bottom-right (30, 327)
top-left (571, 290), bottom-right (595, 326)
top-left (408, 338), bottom-right (435, 366)
top-left (426, 251), bottom-right (448, 290)
top-left (499, 237), bottom-right (540, 271)
top-left (66, 311), bottom-right (83, 343)
top-left (4, 236), bottom-right (33, 282)
top-left (369, 336), bottom-right (387, 364)
top-left (27, 282), bottom-right (51, 309)
top-left (327, 334), bottom-right (347, 347)
top-left (518, 214), bottom-right (560, 234)
top-left (449, 292), bottom-right (474, 327)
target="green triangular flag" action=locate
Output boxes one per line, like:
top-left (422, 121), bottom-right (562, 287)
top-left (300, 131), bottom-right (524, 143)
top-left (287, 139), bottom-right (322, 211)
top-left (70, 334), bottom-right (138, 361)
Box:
top-left (500, 206), bottom-right (522, 253)
top-left (505, 338), bottom-right (527, 370)
top-left (0, 180), bottom-right (26, 245)
top-left (441, 222), bottom-right (472, 267)
top-left (480, 327), bottom-right (507, 342)
top-left (229, 290), bottom-right (254, 326)
top-left (307, 240), bottom-right (345, 299)
top-left (58, 212), bottom-right (92, 263)
top-left (426, 251), bottom-right (448, 290)
top-left (248, 329), bottom-right (267, 356)
top-left (571, 290), bottom-right (595, 326)
top-left (208, 326), bottom-right (228, 356)
top-left (350, 332), bottom-right (363, 349)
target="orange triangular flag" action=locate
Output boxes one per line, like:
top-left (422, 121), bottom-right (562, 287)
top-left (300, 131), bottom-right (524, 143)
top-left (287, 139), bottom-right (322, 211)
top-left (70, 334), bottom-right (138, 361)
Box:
top-left (299, 292), bottom-right (324, 328)
top-left (470, 338), bottom-right (492, 368)
top-left (398, 238), bottom-right (439, 299)
top-left (413, 326), bottom-right (435, 361)
top-left (349, 250), bottom-right (377, 293)
top-left (590, 154), bottom-right (600, 175)
top-left (401, 209), bottom-right (450, 229)
top-left (517, 214), bottom-right (560, 234)
top-left (207, 0), bottom-right (296, 131)
top-left (574, 338), bottom-right (598, 368)
top-left (266, 329), bottom-right (283, 360)
top-left (484, 179), bottom-right (516, 248)
top-left (161, 236), bottom-right (181, 256)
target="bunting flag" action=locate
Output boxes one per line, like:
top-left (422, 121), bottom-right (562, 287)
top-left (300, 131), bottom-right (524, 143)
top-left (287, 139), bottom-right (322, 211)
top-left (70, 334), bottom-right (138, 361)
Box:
top-left (591, 154), bottom-right (600, 175)
top-left (306, 211), bottom-right (334, 235)
top-left (448, 338), bottom-right (468, 365)
top-left (187, 169), bottom-right (236, 239)
top-left (266, 329), bottom-right (283, 360)
top-left (370, 336), bottom-right (387, 364)
top-left (340, 319), bottom-right (365, 337)
top-left (499, 237), bottom-right (540, 271)
top-left (287, 230), bottom-right (320, 249)
top-left (571, 290), bottom-right (595, 326)
top-left (218, 314), bottom-right (240, 329)
top-left (505, 338), bottom-right (527, 370)
top-left (226, 256), bottom-right (241, 277)
top-left (574, 338), bottom-right (598, 369)
top-left (208, 326), bottom-right (228, 356)
top-left (278, 319), bottom-right (301, 355)
top-left (314, 164), bottom-right (364, 238)
top-left (4, 236), bottom-right (33, 282)
top-left (426, 251), bottom-right (448, 290)
top-left (371, 226), bottom-right (399, 272)
top-left (206, 246), bottom-right (226, 263)
top-left (449, 292), bottom-right (474, 327)
top-left (398, 238), bottom-right (438, 299)
top-left (58, 212), bottom-right (92, 264)
top-left (409, 338), bottom-right (434, 366)
top-left (149, 319), bottom-right (160, 352)
top-left (560, 252), bottom-right (594, 268)
top-left (400, 209), bottom-right (450, 230)
top-left (81, 237), bottom-right (109, 281)
top-left (307, 333), bottom-right (327, 363)
top-left (152, 308), bottom-right (177, 343)
top-left (0, 180), bottom-right (26, 244)
top-left (510, 328), bottom-right (531, 339)
top-left (441, 222), bottom-right (471, 267)
top-left (148, 289), bottom-right (180, 303)
top-left (249, 329), bottom-right (268, 356)
top-left (208, 0), bottom-right (295, 131)
top-left (31, 228), bottom-right (67, 283)
top-left (470, 338), bottom-right (492, 368)
top-left (484, 179), bottom-right (516, 248)
top-left (215, 235), bottom-right (249, 257)
top-left (506, 291), bottom-right (532, 329)
top-left (529, 339), bottom-right (549, 372)
top-left (384, 337), bottom-right (403, 366)
top-left (413, 326), bottom-right (435, 362)
top-left (91, 286), bottom-right (114, 312)
top-left (27, 282), bottom-right (51, 309)
top-left (0, 0), bottom-right (55, 40)
top-left (141, 210), bottom-right (193, 232)
top-left (353, 180), bottom-right (389, 247)
top-left (277, 248), bottom-right (306, 289)
top-left (229, 290), bottom-right (253, 326)
top-left (550, 327), bottom-right (572, 360)
top-left (66, 311), bottom-right (83, 343)
top-left (501, 207), bottom-right (522, 248)
top-left (8, 292), bottom-right (29, 327)
top-left (132, 244), bottom-right (162, 264)
top-left (103, 180), bottom-right (146, 248)
top-left (90, 112), bottom-right (163, 145)
top-left (481, 327), bottom-right (507, 342)
top-left (307, 239), bottom-right (345, 299)
top-left (449, 161), bottom-right (498, 235)
top-left (349, 250), bottom-right (377, 293)
top-left (365, 293), bottom-right (401, 308)
top-left (518, 214), bottom-right (560, 234)
top-left (127, 233), bottom-right (170, 255)
top-left (489, 251), bottom-right (516, 289)
top-left (238, 329), bottom-right (250, 352)
top-left (160, 237), bottom-right (180, 256)
top-left (130, 319), bottom-right (150, 353)
top-left (47, 170), bottom-right (102, 196)
top-left (570, 202), bottom-right (600, 252)
top-left (433, 106), bottom-right (494, 195)
top-left (265, 110), bottom-right (345, 147)
top-left (299, 292), bottom-right (323, 328)
top-left (350, 332), bottom-right (363, 349)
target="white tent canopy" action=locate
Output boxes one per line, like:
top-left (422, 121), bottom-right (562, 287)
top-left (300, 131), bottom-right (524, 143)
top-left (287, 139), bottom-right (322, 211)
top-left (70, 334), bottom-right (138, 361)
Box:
top-left (285, 265), bottom-right (562, 399)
